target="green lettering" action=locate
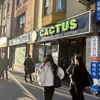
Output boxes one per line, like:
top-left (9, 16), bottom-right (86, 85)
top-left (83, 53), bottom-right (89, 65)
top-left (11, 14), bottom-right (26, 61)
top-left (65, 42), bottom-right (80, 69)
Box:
top-left (40, 30), bottom-right (44, 37)
top-left (49, 26), bottom-right (55, 35)
top-left (55, 23), bottom-right (61, 33)
top-left (70, 19), bottom-right (78, 30)
top-left (62, 21), bottom-right (69, 32)
top-left (44, 28), bottom-right (49, 36)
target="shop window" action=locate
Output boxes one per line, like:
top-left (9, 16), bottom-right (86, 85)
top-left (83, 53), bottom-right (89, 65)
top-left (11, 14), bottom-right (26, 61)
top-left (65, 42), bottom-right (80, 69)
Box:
top-left (37, 42), bottom-right (58, 64)
top-left (17, 14), bottom-right (25, 28)
top-left (56, 0), bottom-right (66, 12)
top-left (38, 43), bottom-right (45, 62)
top-left (45, 43), bottom-right (51, 56)
top-left (16, 0), bottom-right (20, 6)
top-left (2, 26), bottom-right (6, 36)
top-left (44, 0), bottom-right (51, 15)
top-left (3, 7), bottom-right (7, 19)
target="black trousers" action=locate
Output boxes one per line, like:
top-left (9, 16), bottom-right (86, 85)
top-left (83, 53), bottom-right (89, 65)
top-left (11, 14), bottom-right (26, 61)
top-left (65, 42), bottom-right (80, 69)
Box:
top-left (44, 86), bottom-right (55, 100)
top-left (25, 72), bottom-right (32, 82)
top-left (69, 84), bottom-right (85, 100)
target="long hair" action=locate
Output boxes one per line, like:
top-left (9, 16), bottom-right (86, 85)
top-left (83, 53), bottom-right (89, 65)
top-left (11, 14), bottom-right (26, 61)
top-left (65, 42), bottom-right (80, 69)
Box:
top-left (74, 54), bottom-right (84, 66)
top-left (40, 54), bottom-right (58, 75)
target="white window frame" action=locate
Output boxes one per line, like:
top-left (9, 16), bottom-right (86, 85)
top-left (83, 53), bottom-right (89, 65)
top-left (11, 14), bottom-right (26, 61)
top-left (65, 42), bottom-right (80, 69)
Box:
top-left (44, 0), bottom-right (51, 15)
top-left (18, 14), bottom-right (25, 28)
top-left (56, 0), bottom-right (66, 12)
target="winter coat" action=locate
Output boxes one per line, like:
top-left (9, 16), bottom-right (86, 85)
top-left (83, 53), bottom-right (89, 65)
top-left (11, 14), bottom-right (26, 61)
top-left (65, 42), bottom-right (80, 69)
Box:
top-left (66, 62), bottom-right (75, 75)
top-left (23, 57), bottom-right (34, 73)
top-left (0, 59), bottom-right (4, 76)
top-left (37, 62), bottom-right (64, 86)
top-left (3, 58), bottom-right (9, 70)
top-left (71, 62), bottom-right (87, 88)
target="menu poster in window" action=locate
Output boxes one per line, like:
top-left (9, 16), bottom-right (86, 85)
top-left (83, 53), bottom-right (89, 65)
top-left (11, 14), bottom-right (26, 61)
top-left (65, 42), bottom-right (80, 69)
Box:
top-left (52, 52), bottom-right (58, 65)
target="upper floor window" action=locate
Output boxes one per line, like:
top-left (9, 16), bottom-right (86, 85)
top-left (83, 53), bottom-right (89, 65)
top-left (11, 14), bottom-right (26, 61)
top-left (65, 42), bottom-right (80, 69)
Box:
top-left (56, 0), bottom-right (66, 12)
top-left (16, 0), bottom-right (20, 6)
top-left (3, 7), bottom-right (7, 19)
top-left (44, 0), bottom-right (51, 15)
top-left (7, 3), bottom-right (10, 12)
top-left (2, 26), bottom-right (6, 36)
top-left (17, 14), bottom-right (25, 28)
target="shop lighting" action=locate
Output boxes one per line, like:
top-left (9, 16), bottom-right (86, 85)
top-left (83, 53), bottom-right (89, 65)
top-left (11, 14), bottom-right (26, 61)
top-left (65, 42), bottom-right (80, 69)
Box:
top-left (77, 0), bottom-right (91, 6)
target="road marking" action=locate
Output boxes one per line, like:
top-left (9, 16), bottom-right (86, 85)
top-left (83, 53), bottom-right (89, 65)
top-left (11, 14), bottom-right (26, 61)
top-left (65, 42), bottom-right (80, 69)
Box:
top-left (8, 71), bottom-right (100, 99)
top-left (8, 72), bottom-right (37, 100)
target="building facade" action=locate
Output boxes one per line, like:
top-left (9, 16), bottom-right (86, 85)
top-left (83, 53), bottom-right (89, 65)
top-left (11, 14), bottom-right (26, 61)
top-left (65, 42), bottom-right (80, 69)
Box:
top-left (0, 0), bottom-right (100, 93)
top-left (9, 0), bottom-right (36, 69)
top-left (28, 0), bottom-right (95, 79)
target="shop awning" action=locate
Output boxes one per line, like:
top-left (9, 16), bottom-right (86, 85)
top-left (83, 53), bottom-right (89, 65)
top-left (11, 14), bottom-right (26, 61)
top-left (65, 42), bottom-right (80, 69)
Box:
top-left (0, 37), bottom-right (7, 47)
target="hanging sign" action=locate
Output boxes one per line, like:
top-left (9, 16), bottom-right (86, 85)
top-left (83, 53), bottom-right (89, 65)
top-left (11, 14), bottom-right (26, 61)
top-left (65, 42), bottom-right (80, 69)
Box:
top-left (90, 36), bottom-right (100, 93)
top-left (96, 0), bottom-right (100, 22)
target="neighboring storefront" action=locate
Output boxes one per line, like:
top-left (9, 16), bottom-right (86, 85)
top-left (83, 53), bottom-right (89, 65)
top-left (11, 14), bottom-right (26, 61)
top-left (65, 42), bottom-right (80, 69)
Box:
top-left (9, 34), bottom-right (29, 69)
top-left (28, 11), bottom-right (92, 79)
top-left (0, 37), bottom-right (8, 57)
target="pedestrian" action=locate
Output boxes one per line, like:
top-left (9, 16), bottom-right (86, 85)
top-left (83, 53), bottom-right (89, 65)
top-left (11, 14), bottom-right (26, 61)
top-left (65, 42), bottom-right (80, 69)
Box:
top-left (2, 55), bottom-right (9, 80)
top-left (69, 54), bottom-right (87, 100)
top-left (66, 58), bottom-right (75, 92)
top-left (0, 56), bottom-right (3, 81)
top-left (23, 55), bottom-right (34, 83)
top-left (37, 54), bottom-right (64, 100)
top-left (66, 58), bottom-right (75, 75)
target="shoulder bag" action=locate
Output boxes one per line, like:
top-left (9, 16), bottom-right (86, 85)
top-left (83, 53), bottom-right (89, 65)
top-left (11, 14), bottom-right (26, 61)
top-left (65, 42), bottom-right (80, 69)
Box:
top-left (53, 64), bottom-right (62, 88)
top-left (85, 71), bottom-right (94, 87)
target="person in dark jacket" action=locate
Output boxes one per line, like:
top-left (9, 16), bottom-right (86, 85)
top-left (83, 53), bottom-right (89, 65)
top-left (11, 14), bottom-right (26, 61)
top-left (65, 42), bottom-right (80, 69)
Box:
top-left (2, 55), bottom-right (9, 80)
top-left (23, 55), bottom-right (34, 83)
top-left (70, 54), bottom-right (87, 100)
top-left (66, 58), bottom-right (75, 94)
top-left (0, 56), bottom-right (3, 81)
top-left (66, 58), bottom-right (75, 75)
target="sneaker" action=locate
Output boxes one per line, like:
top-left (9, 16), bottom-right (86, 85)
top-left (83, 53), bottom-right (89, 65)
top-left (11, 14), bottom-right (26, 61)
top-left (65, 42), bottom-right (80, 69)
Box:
top-left (30, 81), bottom-right (33, 83)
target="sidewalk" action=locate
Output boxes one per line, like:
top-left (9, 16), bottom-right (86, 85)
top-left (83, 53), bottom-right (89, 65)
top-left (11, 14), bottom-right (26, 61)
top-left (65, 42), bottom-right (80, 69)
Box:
top-left (0, 72), bottom-right (37, 100)
top-left (9, 67), bottom-right (100, 98)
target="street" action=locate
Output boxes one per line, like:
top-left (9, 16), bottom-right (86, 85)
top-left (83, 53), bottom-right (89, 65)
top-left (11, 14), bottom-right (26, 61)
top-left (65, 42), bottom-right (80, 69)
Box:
top-left (0, 70), bottom-right (99, 100)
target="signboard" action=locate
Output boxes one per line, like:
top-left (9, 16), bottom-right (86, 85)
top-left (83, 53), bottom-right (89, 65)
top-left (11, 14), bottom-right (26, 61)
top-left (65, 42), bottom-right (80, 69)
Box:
top-left (90, 36), bottom-right (100, 93)
top-left (91, 36), bottom-right (98, 57)
top-left (28, 11), bottom-right (92, 43)
top-left (90, 62), bottom-right (100, 93)
top-left (30, 11), bottom-right (91, 43)
top-left (96, 0), bottom-right (100, 22)
top-left (9, 34), bottom-right (28, 46)
top-left (35, 63), bottom-right (41, 72)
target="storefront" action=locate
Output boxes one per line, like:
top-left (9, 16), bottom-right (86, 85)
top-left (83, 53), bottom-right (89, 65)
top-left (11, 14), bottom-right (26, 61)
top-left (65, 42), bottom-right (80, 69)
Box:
top-left (9, 34), bottom-right (29, 69)
top-left (29, 11), bottom-right (92, 79)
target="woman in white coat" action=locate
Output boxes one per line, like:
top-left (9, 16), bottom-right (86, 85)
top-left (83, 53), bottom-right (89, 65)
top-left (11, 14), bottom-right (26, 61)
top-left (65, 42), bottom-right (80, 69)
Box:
top-left (37, 54), bottom-right (64, 100)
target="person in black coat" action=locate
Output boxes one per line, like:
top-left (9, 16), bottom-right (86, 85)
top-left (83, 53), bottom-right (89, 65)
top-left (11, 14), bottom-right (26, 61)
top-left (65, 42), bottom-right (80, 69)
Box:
top-left (23, 55), bottom-right (34, 83)
top-left (0, 56), bottom-right (3, 81)
top-left (2, 55), bottom-right (9, 80)
top-left (70, 54), bottom-right (87, 100)
top-left (66, 58), bottom-right (75, 75)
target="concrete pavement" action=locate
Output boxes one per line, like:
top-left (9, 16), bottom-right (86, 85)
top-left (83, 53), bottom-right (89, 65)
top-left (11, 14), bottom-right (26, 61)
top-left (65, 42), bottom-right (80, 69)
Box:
top-left (0, 72), bottom-right (37, 100)
top-left (0, 69), bottom-right (100, 100)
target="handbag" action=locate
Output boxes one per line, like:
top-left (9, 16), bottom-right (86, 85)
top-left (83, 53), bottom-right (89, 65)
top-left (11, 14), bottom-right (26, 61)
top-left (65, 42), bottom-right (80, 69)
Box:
top-left (85, 71), bottom-right (94, 87)
top-left (53, 63), bottom-right (62, 88)
top-left (54, 74), bottom-right (62, 88)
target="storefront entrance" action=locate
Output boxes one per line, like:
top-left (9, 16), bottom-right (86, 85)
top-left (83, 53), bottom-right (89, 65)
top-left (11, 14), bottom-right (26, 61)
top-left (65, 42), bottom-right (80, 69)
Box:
top-left (58, 37), bottom-right (86, 80)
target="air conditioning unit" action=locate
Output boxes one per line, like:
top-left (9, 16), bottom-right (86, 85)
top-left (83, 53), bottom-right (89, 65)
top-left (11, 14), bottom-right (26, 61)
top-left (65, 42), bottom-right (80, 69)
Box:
top-left (77, 0), bottom-right (91, 6)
